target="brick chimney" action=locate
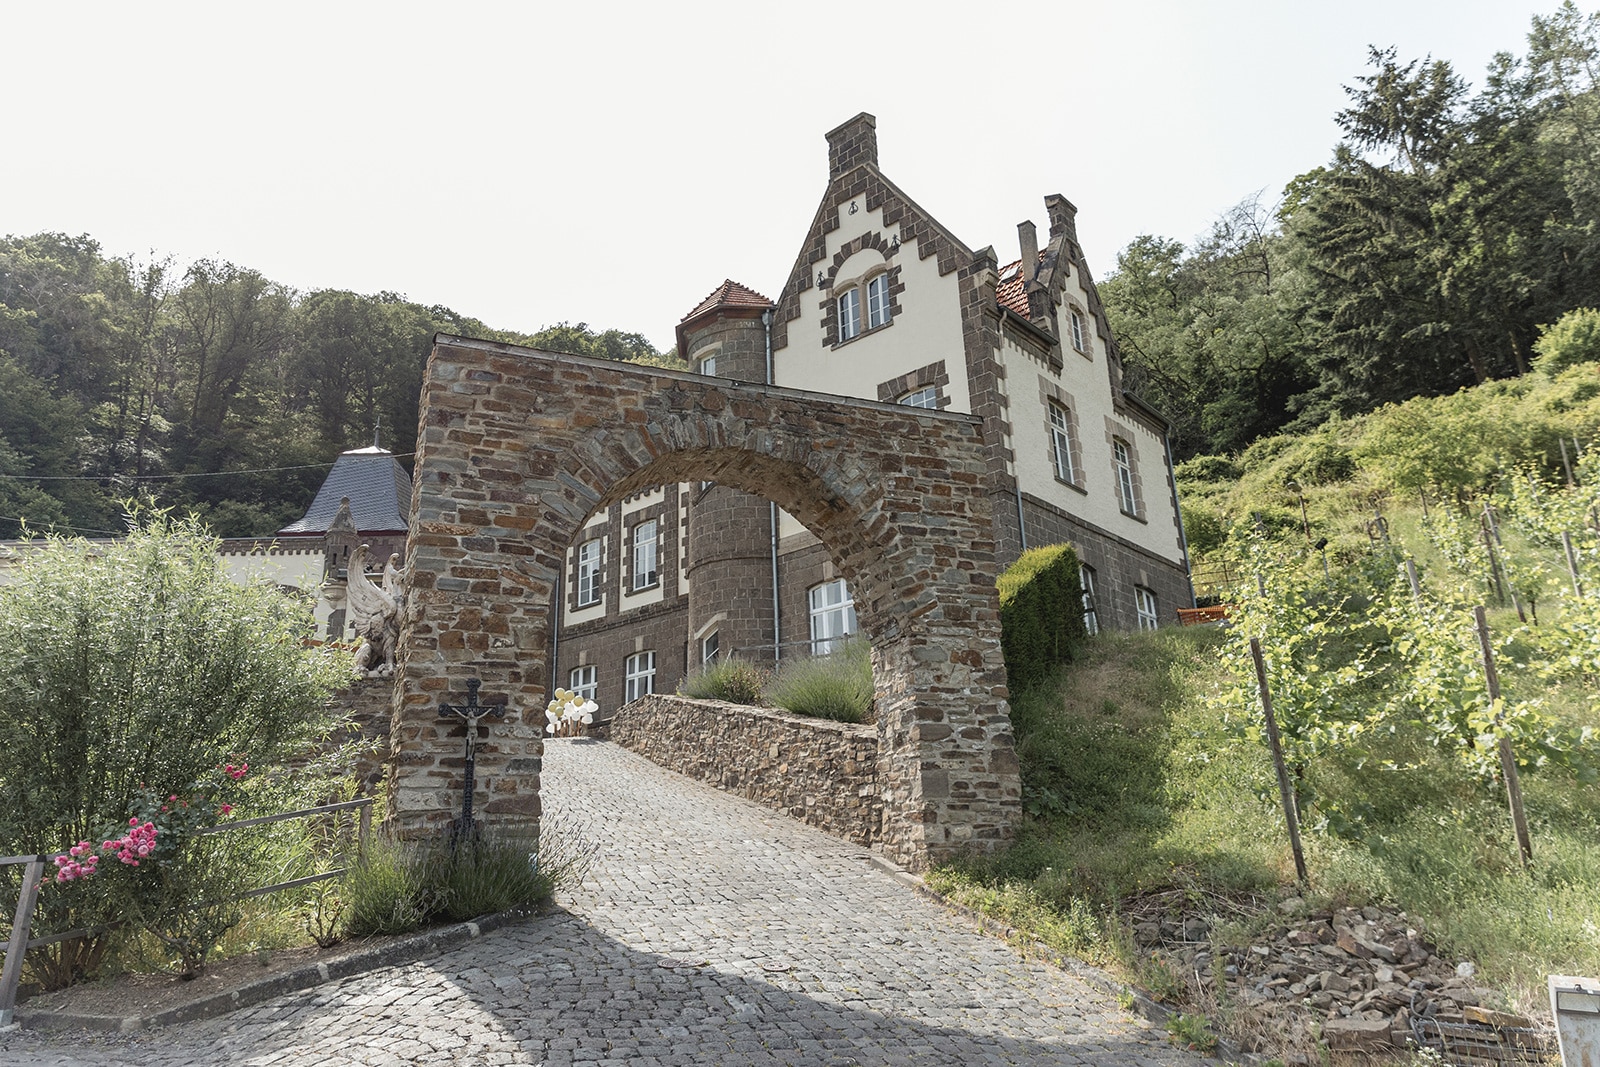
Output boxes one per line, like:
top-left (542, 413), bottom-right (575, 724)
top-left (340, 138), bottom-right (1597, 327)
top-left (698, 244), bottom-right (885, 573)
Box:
top-left (1044, 194), bottom-right (1080, 243)
top-left (1017, 220), bottom-right (1039, 279)
top-left (826, 113), bottom-right (878, 179)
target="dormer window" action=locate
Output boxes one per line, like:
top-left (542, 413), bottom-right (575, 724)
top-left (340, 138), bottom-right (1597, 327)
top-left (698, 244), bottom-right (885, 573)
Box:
top-left (838, 288), bottom-right (862, 341)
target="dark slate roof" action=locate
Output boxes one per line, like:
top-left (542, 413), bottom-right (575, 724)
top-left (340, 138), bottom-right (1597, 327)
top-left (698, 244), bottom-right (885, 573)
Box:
top-left (277, 446), bottom-right (412, 536)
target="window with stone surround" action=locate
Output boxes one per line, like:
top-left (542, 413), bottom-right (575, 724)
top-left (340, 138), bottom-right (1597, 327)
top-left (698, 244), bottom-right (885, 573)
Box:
top-left (570, 665), bottom-right (597, 701)
top-left (702, 630), bottom-right (720, 665)
top-left (1069, 308), bottom-right (1087, 353)
top-left (837, 287), bottom-right (862, 341)
top-left (1080, 564), bottom-right (1099, 636)
top-left (1113, 438), bottom-right (1143, 519)
top-left (699, 353), bottom-right (717, 377)
top-left (899, 385), bottom-right (938, 409)
top-left (631, 518), bottom-right (658, 590)
top-left (809, 579), bottom-right (858, 655)
top-left (867, 273), bottom-right (891, 329)
top-left (1135, 586), bottom-right (1159, 631)
top-left (625, 650), bottom-right (656, 701)
top-left (1049, 402), bottom-right (1078, 483)
top-left (820, 233), bottom-right (902, 348)
top-left (878, 361), bottom-right (949, 410)
top-left (576, 538), bottom-right (602, 606)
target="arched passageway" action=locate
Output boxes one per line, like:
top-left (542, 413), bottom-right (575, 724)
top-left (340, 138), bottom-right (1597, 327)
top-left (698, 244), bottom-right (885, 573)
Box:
top-left (392, 335), bottom-right (1019, 869)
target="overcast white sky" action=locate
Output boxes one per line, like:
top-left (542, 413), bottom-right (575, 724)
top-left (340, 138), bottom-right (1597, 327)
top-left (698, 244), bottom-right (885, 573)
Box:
top-left (7, 1), bottom-right (1577, 352)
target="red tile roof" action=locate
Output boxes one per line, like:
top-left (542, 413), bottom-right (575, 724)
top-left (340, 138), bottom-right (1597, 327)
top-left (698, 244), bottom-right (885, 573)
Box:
top-left (680, 279), bottom-right (775, 322)
top-left (995, 259), bottom-right (1030, 318)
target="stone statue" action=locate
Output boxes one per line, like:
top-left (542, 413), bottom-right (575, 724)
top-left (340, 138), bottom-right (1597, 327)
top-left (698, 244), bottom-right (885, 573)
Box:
top-left (348, 544), bottom-right (404, 678)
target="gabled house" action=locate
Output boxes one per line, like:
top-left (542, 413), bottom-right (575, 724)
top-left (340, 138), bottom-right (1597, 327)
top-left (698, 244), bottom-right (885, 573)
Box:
top-left (556, 113), bottom-right (1192, 711)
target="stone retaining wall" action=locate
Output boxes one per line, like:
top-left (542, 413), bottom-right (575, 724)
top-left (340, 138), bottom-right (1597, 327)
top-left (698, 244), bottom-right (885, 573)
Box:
top-left (607, 694), bottom-right (882, 847)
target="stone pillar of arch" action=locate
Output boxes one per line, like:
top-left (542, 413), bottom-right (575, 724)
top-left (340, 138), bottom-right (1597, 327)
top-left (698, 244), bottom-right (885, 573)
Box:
top-left (390, 335), bottom-right (1020, 870)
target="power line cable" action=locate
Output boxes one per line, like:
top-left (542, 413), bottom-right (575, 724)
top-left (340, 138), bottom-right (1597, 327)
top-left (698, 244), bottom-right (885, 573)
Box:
top-left (9, 454), bottom-right (416, 483)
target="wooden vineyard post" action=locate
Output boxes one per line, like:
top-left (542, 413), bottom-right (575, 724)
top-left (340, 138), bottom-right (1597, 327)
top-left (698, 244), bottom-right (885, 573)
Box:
top-left (1561, 438), bottom-right (1576, 488)
top-left (1481, 504), bottom-right (1526, 623)
top-left (1564, 532), bottom-right (1584, 599)
top-left (1248, 637), bottom-right (1309, 885)
top-left (1473, 606), bottom-right (1534, 868)
top-left (1404, 559), bottom-right (1424, 604)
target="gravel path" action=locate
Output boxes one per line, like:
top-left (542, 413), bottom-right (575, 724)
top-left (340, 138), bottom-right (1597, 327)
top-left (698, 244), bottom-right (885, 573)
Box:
top-left (1, 738), bottom-right (1203, 1066)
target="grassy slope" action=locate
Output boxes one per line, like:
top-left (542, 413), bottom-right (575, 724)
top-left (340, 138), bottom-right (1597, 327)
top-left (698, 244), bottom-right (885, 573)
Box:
top-left (936, 384), bottom-right (1600, 1028)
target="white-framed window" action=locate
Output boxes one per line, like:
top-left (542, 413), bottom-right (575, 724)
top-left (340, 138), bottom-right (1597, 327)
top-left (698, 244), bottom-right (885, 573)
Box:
top-left (625, 650), bottom-right (656, 701)
top-left (1113, 438), bottom-right (1139, 517)
top-left (837, 287), bottom-right (862, 342)
top-left (576, 538), bottom-right (602, 606)
top-left (699, 354), bottom-right (717, 377)
top-left (899, 386), bottom-right (938, 409)
top-left (1069, 309), bottom-right (1087, 353)
top-left (809, 578), bottom-right (858, 655)
top-left (1049, 402), bottom-right (1076, 483)
top-left (569, 665), bottom-right (597, 701)
top-left (631, 518), bottom-right (658, 590)
top-left (867, 273), bottom-right (891, 329)
top-left (702, 630), bottom-right (720, 665)
top-left (1135, 587), bottom-right (1159, 631)
top-left (1080, 564), bottom-right (1099, 636)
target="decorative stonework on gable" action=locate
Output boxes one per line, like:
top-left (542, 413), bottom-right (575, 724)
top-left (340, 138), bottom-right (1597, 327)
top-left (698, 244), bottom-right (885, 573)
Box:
top-left (393, 335), bottom-right (1021, 870)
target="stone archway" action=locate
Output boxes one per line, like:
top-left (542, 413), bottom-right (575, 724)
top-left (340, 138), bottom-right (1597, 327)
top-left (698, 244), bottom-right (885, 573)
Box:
top-left (390, 334), bottom-right (1020, 870)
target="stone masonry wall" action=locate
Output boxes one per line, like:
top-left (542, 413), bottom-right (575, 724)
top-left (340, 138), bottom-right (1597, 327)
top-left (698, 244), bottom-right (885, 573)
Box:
top-left (607, 694), bottom-right (881, 847)
top-left (395, 336), bottom-right (1021, 869)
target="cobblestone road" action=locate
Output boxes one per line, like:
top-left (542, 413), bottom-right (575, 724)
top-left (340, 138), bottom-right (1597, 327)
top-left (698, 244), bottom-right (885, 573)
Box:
top-left (2, 739), bottom-right (1204, 1066)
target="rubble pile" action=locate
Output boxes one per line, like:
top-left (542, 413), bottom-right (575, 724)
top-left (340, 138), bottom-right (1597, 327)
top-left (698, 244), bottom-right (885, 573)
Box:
top-left (1130, 898), bottom-right (1551, 1062)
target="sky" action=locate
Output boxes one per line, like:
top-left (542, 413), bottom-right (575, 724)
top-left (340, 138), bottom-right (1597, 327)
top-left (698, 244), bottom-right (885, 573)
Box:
top-left (6, 1), bottom-right (1578, 353)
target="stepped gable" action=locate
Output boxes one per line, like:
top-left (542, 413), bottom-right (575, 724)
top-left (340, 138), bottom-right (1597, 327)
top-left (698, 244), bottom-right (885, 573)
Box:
top-left (277, 445), bottom-right (411, 536)
top-left (675, 279), bottom-right (776, 358)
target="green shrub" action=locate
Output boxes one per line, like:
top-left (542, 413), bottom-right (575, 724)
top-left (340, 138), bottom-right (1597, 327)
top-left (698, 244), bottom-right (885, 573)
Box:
top-left (678, 658), bottom-right (768, 705)
top-left (1181, 502), bottom-right (1227, 556)
top-left (764, 639), bottom-right (873, 722)
top-left (0, 507), bottom-right (347, 986)
top-left (997, 543), bottom-right (1086, 693)
top-left (1174, 454), bottom-right (1243, 483)
top-left (1534, 307), bottom-right (1600, 374)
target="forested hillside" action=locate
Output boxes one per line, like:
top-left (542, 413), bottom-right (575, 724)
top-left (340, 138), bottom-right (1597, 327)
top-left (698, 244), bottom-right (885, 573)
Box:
top-left (6, 4), bottom-right (1597, 541)
top-left (1102, 3), bottom-right (1600, 459)
top-left (0, 234), bottom-right (676, 538)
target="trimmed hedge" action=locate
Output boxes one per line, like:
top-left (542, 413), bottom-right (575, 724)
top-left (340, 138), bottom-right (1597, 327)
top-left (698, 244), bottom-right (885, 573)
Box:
top-left (997, 543), bottom-right (1087, 693)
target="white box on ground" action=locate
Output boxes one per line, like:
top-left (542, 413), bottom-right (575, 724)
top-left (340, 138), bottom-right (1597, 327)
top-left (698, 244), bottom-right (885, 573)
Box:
top-left (1551, 975), bottom-right (1600, 1066)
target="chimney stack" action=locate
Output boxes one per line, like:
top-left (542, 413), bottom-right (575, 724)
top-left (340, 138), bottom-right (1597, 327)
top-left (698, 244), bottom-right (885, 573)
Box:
top-left (826, 113), bottom-right (879, 180)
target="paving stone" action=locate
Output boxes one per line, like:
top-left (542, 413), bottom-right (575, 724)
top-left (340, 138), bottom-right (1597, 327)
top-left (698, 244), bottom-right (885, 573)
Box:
top-left (1, 741), bottom-right (1205, 1065)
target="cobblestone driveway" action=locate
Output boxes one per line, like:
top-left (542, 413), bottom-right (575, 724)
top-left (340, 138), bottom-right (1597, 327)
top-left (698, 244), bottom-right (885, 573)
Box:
top-left (2, 739), bottom-right (1203, 1066)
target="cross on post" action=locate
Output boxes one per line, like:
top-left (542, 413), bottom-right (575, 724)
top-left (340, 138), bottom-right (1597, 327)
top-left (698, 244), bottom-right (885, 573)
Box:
top-left (437, 678), bottom-right (504, 842)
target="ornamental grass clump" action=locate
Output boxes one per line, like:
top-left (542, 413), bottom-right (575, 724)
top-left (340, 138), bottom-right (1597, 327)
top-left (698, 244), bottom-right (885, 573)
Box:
top-left (342, 823), bottom-right (593, 937)
top-left (764, 639), bottom-right (874, 723)
top-left (678, 658), bottom-right (769, 705)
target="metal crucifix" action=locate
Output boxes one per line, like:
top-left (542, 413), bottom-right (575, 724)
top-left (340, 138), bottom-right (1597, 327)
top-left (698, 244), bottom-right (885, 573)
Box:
top-left (438, 678), bottom-right (504, 843)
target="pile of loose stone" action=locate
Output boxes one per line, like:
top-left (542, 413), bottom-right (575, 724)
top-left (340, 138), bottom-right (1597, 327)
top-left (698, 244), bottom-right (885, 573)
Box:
top-left (1131, 897), bottom-right (1550, 1061)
